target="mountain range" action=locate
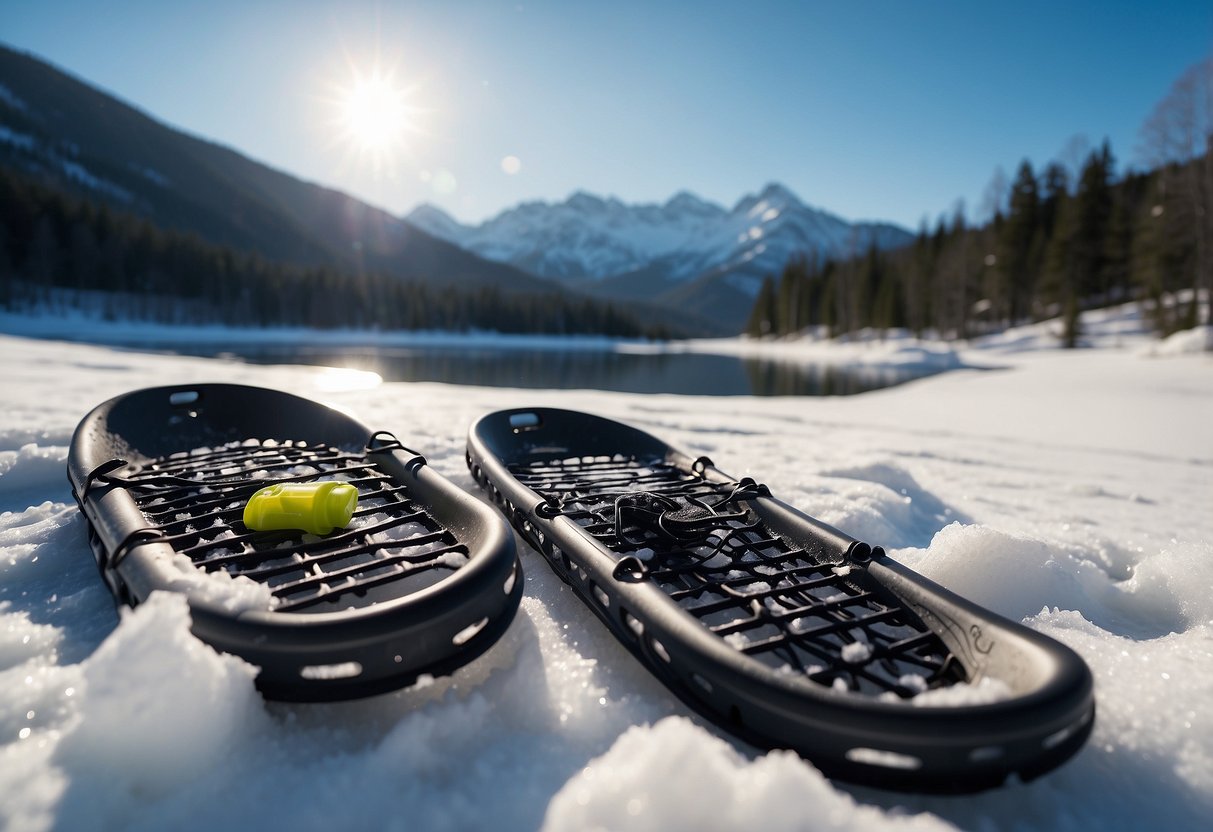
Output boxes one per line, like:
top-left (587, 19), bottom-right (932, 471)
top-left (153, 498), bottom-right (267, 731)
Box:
top-left (1, 44), bottom-right (911, 333)
top-left (409, 186), bottom-right (911, 329)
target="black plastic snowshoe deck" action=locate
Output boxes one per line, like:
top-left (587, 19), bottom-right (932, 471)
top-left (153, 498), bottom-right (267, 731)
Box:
top-left (467, 407), bottom-right (1095, 792)
top-left (69, 384), bottom-right (522, 701)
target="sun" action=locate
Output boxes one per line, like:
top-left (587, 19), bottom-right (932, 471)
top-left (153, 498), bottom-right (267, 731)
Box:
top-left (340, 71), bottom-right (409, 151)
top-left (327, 63), bottom-right (424, 172)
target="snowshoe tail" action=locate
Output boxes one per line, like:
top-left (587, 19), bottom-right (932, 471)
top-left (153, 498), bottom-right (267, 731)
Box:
top-left (68, 384), bottom-right (522, 701)
top-left (466, 407), bottom-right (1094, 792)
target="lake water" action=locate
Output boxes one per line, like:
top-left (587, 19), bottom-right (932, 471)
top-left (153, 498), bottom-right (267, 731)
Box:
top-left (142, 342), bottom-right (943, 397)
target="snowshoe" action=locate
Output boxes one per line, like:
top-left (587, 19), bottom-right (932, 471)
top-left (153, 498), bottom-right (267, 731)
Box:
top-left (68, 383), bottom-right (522, 701)
top-left (466, 407), bottom-right (1094, 792)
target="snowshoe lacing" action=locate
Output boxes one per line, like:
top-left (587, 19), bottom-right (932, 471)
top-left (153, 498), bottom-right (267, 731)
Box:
top-left (507, 454), bottom-right (965, 697)
top-left (75, 438), bottom-right (476, 613)
top-left (613, 476), bottom-right (770, 545)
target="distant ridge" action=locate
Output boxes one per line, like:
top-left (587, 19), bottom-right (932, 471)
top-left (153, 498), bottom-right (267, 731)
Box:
top-left (408, 184), bottom-right (912, 329)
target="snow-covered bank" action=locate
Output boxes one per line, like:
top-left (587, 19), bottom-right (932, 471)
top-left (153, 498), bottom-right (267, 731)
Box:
top-left (660, 300), bottom-right (1212, 372)
top-left (0, 308), bottom-right (640, 353)
top-left (1, 306), bottom-right (1211, 831)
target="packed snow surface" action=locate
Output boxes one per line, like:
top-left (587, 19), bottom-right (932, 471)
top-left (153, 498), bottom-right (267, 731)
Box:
top-left (1, 303), bottom-right (1211, 831)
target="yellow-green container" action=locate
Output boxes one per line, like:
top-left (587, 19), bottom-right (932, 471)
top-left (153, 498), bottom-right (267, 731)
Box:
top-left (243, 481), bottom-right (359, 535)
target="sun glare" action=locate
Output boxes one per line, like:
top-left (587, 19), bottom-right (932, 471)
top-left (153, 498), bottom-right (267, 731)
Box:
top-left (327, 62), bottom-right (424, 172)
top-left (341, 72), bottom-right (408, 150)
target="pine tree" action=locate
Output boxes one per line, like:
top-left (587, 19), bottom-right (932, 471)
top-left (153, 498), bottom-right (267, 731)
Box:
top-left (934, 205), bottom-right (974, 339)
top-left (872, 258), bottom-right (903, 334)
top-left (746, 276), bottom-right (778, 337)
top-left (819, 260), bottom-right (839, 336)
top-left (1043, 191), bottom-right (1078, 345)
top-left (858, 244), bottom-right (882, 330)
top-left (1102, 179), bottom-right (1133, 303)
top-left (997, 161), bottom-right (1039, 325)
top-left (776, 257), bottom-right (809, 335)
top-left (0, 232), bottom-right (14, 308)
top-left (1072, 142), bottom-right (1115, 301)
top-left (904, 224), bottom-right (934, 337)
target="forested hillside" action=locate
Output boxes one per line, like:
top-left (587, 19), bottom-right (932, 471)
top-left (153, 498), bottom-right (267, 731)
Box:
top-left (747, 144), bottom-right (1207, 345)
top-left (746, 60), bottom-right (1212, 345)
top-left (0, 169), bottom-right (670, 338)
top-left (0, 46), bottom-right (561, 297)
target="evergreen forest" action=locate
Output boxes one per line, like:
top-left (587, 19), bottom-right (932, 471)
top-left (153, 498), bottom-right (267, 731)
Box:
top-left (746, 60), bottom-right (1212, 346)
top-left (745, 139), bottom-right (1210, 346)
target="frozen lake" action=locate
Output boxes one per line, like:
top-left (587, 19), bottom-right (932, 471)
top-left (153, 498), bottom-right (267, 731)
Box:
top-left (111, 341), bottom-right (944, 396)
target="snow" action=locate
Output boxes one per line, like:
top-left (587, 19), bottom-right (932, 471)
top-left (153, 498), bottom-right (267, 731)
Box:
top-left (840, 640), bottom-right (872, 664)
top-left (1146, 324), bottom-right (1213, 356)
top-left (0, 82), bottom-right (29, 112)
top-left (0, 125), bottom-right (132, 203)
top-left (1, 301), bottom-right (1211, 831)
top-left (164, 551), bottom-right (278, 614)
top-left (129, 164), bottom-right (169, 188)
top-left (0, 124), bottom-right (37, 151)
top-left (544, 717), bottom-right (955, 832)
top-left (57, 159), bottom-right (133, 202)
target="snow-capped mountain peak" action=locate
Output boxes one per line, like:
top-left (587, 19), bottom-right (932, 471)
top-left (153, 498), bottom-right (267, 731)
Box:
top-left (566, 190), bottom-right (609, 212)
top-left (739, 181), bottom-right (799, 211)
top-left (406, 185), bottom-right (912, 327)
top-left (664, 190), bottom-right (726, 218)
top-left (405, 203), bottom-right (466, 242)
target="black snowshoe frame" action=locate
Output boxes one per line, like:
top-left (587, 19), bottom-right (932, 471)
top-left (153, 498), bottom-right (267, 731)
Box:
top-left (467, 407), bottom-right (1095, 792)
top-left (69, 384), bottom-right (522, 701)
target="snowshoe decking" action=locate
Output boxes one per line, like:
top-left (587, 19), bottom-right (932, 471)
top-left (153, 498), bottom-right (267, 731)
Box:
top-left (68, 384), bottom-right (522, 701)
top-left (466, 408), bottom-right (1095, 792)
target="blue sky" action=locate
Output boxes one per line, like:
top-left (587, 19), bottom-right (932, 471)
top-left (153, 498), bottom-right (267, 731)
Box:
top-left (2, 1), bottom-right (1210, 229)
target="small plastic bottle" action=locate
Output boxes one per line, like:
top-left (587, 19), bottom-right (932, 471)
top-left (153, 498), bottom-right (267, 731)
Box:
top-left (243, 481), bottom-right (359, 535)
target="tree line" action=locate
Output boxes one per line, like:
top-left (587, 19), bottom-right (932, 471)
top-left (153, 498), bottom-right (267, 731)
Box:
top-left (0, 168), bottom-right (671, 339)
top-left (747, 60), bottom-right (1211, 346)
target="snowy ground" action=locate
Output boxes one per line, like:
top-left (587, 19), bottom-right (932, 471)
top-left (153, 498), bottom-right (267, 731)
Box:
top-left (1, 305), bottom-right (1211, 831)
